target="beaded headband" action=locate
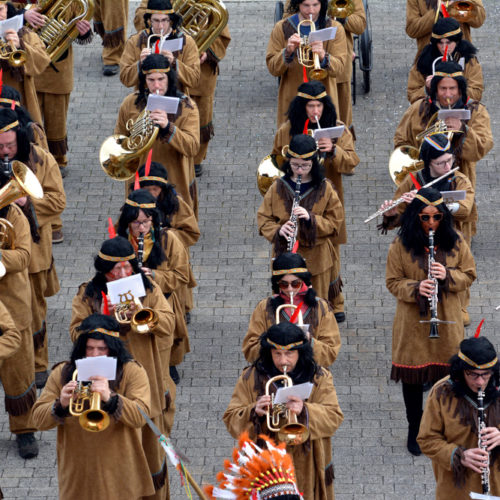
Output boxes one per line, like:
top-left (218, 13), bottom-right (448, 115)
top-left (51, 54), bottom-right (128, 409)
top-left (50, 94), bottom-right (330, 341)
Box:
top-left (283, 145), bottom-right (316, 159)
top-left (145, 9), bottom-right (174, 14)
top-left (0, 98), bottom-right (20, 107)
top-left (458, 351), bottom-right (498, 370)
top-left (431, 28), bottom-right (461, 39)
top-left (415, 194), bottom-right (444, 206)
top-left (267, 339), bottom-right (305, 351)
top-left (89, 327), bottom-right (120, 339)
top-left (139, 175), bottom-right (168, 185)
top-left (297, 90), bottom-right (327, 100)
top-left (434, 71), bottom-right (463, 77)
top-left (0, 120), bottom-right (19, 133)
top-left (424, 135), bottom-right (451, 151)
top-left (125, 199), bottom-right (156, 209)
top-left (98, 251), bottom-right (136, 262)
top-left (272, 267), bottom-right (308, 276)
top-left (142, 67), bottom-right (170, 74)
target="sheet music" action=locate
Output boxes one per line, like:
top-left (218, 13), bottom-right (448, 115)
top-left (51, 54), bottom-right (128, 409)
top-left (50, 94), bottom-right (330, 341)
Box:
top-left (76, 356), bottom-right (117, 381)
top-left (159, 37), bottom-right (183, 53)
top-left (441, 190), bottom-right (466, 202)
top-left (437, 109), bottom-right (471, 121)
top-left (146, 94), bottom-right (180, 114)
top-left (0, 15), bottom-right (23, 39)
top-left (313, 125), bottom-right (345, 140)
top-left (274, 382), bottom-right (313, 404)
top-left (107, 274), bottom-right (146, 305)
top-left (308, 26), bottom-right (337, 43)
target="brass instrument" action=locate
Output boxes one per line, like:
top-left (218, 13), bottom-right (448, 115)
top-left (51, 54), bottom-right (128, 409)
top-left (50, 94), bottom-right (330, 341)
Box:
top-left (30, 0), bottom-right (95, 63)
top-left (265, 367), bottom-right (310, 446)
top-left (0, 39), bottom-right (26, 67)
top-left (100, 109), bottom-right (159, 181)
top-left (146, 29), bottom-right (167, 53)
top-left (172, 0), bottom-right (228, 54)
top-left (328, 0), bottom-right (355, 18)
top-left (275, 302), bottom-right (304, 325)
top-left (389, 146), bottom-right (423, 186)
top-left (297, 16), bottom-right (328, 81)
top-left (447, 0), bottom-right (478, 23)
top-left (69, 369), bottom-right (110, 432)
top-left (114, 290), bottom-right (159, 335)
top-left (415, 112), bottom-right (448, 141)
top-left (257, 154), bottom-right (285, 196)
top-left (0, 160), bottom-right (44, 248)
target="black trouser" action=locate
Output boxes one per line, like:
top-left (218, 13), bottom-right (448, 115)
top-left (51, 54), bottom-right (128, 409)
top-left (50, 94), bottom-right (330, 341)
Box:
top-left (402, 383), bottom-right (424, 429)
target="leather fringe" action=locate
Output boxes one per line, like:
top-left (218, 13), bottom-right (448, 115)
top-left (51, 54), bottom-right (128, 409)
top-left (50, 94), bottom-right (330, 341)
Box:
top-left (390, 363), bottom-right (450, 385)
top-left (48, 137), bottom-right (68, 157)
top-left (98, 26), bottom-right (125, 48)
top-left (165, 390), bottom-right (171, 412)
top-left (328, 275), bottom-right (343, 302)
top-left (32, 321), bottom-right (46, 350)
top-left (152, 459), bottom-right (168, 490)
top-left (325, 462), bottom-right (335, 486)
top-left (451, 446), bottom-right (467, 488)
top-left (5, 382), bottom-right (36, 416)
top-left (200, 121), bottom-right (214, 143)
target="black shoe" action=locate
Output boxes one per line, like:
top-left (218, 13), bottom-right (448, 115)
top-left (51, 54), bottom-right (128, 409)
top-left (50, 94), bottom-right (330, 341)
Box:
top-left (169, 366), bottom-right (180, 385)
top-left (52, 230), bottom-right (64, 244)
top-left (16, 433), bottom-right (38, 459)
top-left (103, 64), bottom-right (119, 76)
top-left (35, 371), bottom-right (48, 389)
top-left (195, 164), bottom-right (203, 177)
top-left (334, 312), bottom-right (346, 323)
top-left (59, 166), bottom-right (68, 178)
top-left (407, 426), bottom-right (422, 456)
top-left (185, 312), bottom-right (191, 324)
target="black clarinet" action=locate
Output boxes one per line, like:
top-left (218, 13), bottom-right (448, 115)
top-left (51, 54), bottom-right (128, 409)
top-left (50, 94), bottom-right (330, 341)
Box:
top-left (137, 232), bottom-right (145, 268)
top-left (477, 389), bottom-right (491, 494)
top-left (287, 174), bottom-right (302, 252)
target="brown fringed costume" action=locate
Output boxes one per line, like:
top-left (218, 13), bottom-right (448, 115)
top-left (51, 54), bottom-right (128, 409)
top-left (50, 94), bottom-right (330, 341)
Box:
top-left (116, 93), bottom-right (200, 217)
top-left (418, 376), bottom-right (500, 499)
top-left (31, 361), bottom-right (155, 500)
top-left (257, 177), bottom-right (344, 307)
top-left (394, 98), bottom-right (493, 190)
top-left (119, 30), bottom-right (200, 93)
top-left (266, 16), bottom-right (348, 127)
top-left (242, 296), bottom-right (341, 366)
top-left (70, 281), bottom-right (175, 499)
top-left (223, 366), bottom-right (344, 500)
top-left (386, 235), bottom-right (476, 384)
top-left (405, 0), bottom-right (486, 61)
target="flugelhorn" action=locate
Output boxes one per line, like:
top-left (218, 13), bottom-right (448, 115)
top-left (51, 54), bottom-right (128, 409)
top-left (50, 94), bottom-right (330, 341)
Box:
top-left (297, 16), bottom-right (328, 81)
top-left (265, 367), bottom-right (310, 446)
top-left (328, 0), bottom-right (355, 18)
top-left (69, 369), bottom-right (110, 432)
top-left (0, 39), bottom-right (26, 67)
top-left (114, 290), bottom-right (159, 335)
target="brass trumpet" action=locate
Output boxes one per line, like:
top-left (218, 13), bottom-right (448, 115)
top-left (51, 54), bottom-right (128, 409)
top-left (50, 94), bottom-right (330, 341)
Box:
top-left (447, 0), bottom-right (478, 23)
top-left (114, 290), bottom-right (159, 335)
top-left (265, 367), bottom-right (310, 446)
top-left (69, 369), bottom-right (110, 432)
top-left (0, 40), bottom-right (26, 67)
top-left (328, 0), bottom-right (355, 18)
top-left (297, 16), bottom-right (328, 81)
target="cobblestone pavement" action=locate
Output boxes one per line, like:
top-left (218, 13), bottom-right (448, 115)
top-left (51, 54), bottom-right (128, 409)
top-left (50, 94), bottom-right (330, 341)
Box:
top-left (0, 1), bottom-right (499, 498)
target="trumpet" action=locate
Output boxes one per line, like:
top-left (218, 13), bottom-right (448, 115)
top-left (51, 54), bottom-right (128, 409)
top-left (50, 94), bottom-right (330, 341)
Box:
top-left (0, 39), bottom-right (26, 67)
top-left (265, 367), bottom-right (310, 446)
top-left (69, 369), bottom-right (110, 432)
top-left (114, 290), bottom-right (159, 335)
top-left (147, 29), bottom-right (167, 53)
top-left (297, 16), bottom-right (328, 81)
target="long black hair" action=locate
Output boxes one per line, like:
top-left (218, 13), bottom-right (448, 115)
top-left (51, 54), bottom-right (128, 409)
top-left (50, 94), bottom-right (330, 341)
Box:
top-left (286, 0), bottom-right (329, 29)
top-left (0, 108), bottom-right (32, 165)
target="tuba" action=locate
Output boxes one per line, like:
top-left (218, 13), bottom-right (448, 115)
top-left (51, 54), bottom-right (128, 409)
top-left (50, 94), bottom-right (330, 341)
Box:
top-left (114, 290), bottom-right (159, 335)
top-left (328, 0), bottom-right (355, 18)
top-left (297, 17), bottom-right (328, 81)
top-left (172, 0), bottom-right (228, 54)
top-left (69, 369), bottom-right (110, 432)
top-left (100, 109), bottom-right (159, 181)
top-left (0, 160), bottom-right (44, 249)
top-left (28, 0), bottom-right (95, 63)
top-left (265, 367), bottom-right (310, 446)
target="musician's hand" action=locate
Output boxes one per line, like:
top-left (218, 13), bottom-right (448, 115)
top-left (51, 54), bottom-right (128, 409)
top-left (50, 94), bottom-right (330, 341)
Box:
top-left (419, 278), bottom-right (435, 298)
top-left (286, 396), bottom-right (303, 416)
top-left (255, 395), bottom-right (271, 416)
top-left (89, 376), bottom-right (111, 403)
top-left (445, 117), bottom-right (463, 131)
top-left (140, 47), bottom-right (152, 62)
top-left (141, 266), bottom-right (153, 276)
top-left (149, 109), bottom-right (169, 129)
top-left (4, 30), bottom-right (20, 49)
top-left (380, 199), bottom-right (398, 217)
top-left (15, 196), bottom-right (28, 207)
top-left (286, 33), bottom-right (301, 56)
top-left (461, 447), bottom-right (490, 474)
top-left (60, 380), bottom-right (78, 408)
top-left (279, 220), bottom-right (295, 238)
top-left (76, 20), bottom-right (91, 36)
top-left (24, 9), bottom-right (46, 29)
top-left (430, 261), bottom-right (446, 280)
top-left (482, 426), bottom-right (500, 451)
top-left (310, 41), bottom-right (325, 60)
top-left (293, 206), bottom-right (310, 221)
top-left (200, 51), bottom-right (207, 64)
top-left (317, 137), bottom-right (333, 153)
top-left (425, 74), bottom-right (434, 90)
top-left (161, 49), bottom-right (174, 65)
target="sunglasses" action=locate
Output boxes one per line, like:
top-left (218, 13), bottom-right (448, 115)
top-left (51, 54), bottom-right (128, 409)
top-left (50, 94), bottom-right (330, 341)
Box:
top-left (465, 370), bottom-right (493, 381)
top-left (277, 279), bottom-right (303, 290)
top-left (419, 213), bottom-right (443, 222)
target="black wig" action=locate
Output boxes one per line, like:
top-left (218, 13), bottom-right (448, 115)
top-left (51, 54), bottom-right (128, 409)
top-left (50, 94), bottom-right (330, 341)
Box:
top-left (143, 0), bottom-right (182, 34)
top-left (136, 54), bottom-right (178, 108)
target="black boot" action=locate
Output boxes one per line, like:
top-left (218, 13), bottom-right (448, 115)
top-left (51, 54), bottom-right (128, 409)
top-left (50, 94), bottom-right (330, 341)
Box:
top-left (169, 366), bottom-right (180, 385)
top-left (402, 383), bottom-right (424, 456)
top-left (407, 423), bottom-right (422, 456)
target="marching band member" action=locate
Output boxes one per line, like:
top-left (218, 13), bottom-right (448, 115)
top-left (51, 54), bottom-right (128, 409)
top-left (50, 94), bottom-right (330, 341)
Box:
top-left (116, 189), bottom-right (190, 387)
top-left (31, 314), bottom-right (156, 500)
top-left (266, 0), bottom-right (348, 127)
top-left (407, 18), bottom-right (483, 104)
top-left (120, 0), bottom-right (200, 94)
top-left (70, 236), bottom-right (175, 499)
top-left (418, 335), bottom-right (500, 499)
top-left (93, 0), bottom-right (129, 76)
top-left (405, 0), bottom-right (485, 61)
top-left (114, 54), bottom-right (200, 216)
top-left (224, 322), bottom-right (344, 499)
top-left (242, 252), bottom-right (341, 366)
top-left (394, 60), bottom-right (493, 190)
top-left (258, 134), bottom-right (344, 320)
top-left (386, 187), bottom-right (476, 456)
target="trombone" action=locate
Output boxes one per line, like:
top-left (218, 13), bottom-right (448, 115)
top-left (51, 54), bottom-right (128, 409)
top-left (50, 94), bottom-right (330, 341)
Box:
top-left (297, 16), bottom-right (328, 81)
top-left (69, 369), bottom-right (110, 432)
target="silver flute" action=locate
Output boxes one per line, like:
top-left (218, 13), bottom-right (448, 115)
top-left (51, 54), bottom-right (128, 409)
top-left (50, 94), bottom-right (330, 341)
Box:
top-left (477, 389), bottom-right (491, 495)
top-left (287, 174), bottom-right (302, 252)
top-left (364, 167), bottom-right (459, 223)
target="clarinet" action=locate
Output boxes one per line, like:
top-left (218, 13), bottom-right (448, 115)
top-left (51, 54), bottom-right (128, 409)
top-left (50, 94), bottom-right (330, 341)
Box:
top-left (137, 232), bottom-right (145, 268)
top-left (427, 230), bottom-right (439, 339)
top-left (477, 389), bottom-right (491, 495)
top-left (287, 174), bottom-right (302, 252)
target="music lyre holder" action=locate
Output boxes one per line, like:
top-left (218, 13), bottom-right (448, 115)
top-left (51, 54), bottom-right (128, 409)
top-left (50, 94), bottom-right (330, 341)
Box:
top-left (419, 315), bottom-right (455, 339)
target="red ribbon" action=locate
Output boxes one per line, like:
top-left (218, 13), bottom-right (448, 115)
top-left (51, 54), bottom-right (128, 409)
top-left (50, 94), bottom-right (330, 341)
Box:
top-left (289, 301), bottom-right (304, 323)
top-left (107, 217), bottom-right (116, 239)
top-left (409, 172), bottom-right (421, 190)
top-left (145, 148), bottom-right (153, 176)
top-left (101, 292), bottom-right (110, 315)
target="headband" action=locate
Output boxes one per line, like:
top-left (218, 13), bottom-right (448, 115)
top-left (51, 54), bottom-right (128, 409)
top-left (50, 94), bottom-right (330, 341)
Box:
top-left (89, 327), bottom-right (120, 339)
top-left (142, 67), bottom-right (170, 74)
top-left (125, 199), bottom-right (156, 209)
top-left (297, 91), bottom-right (327, 100)
top-left (415, 194), bottom-right (444, 206)
top-left (272, 267), bottom-right (308, 276)
top-left (431, 28), bottom-right (461, 39)
top-left (424, 135), bottom-right (451, 151)
top-left (434, 71), bottom-right (463, 77)
top-left (145, 9), bottom-right (174, 14)
top-left (98, 251), bottom-right (136, 262)
top-left (283, 145), bottom-right (316, 159)
top-left (0, 120), bottom-right (19, 133)
top-left (267, 339), bottom-right (305, 351)
top-left (458, 351), bottom-right (498, 370)
top-left (0, 98), bottom-right (20, 107)
top-left (139, 175), bottom-right (168, 185)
